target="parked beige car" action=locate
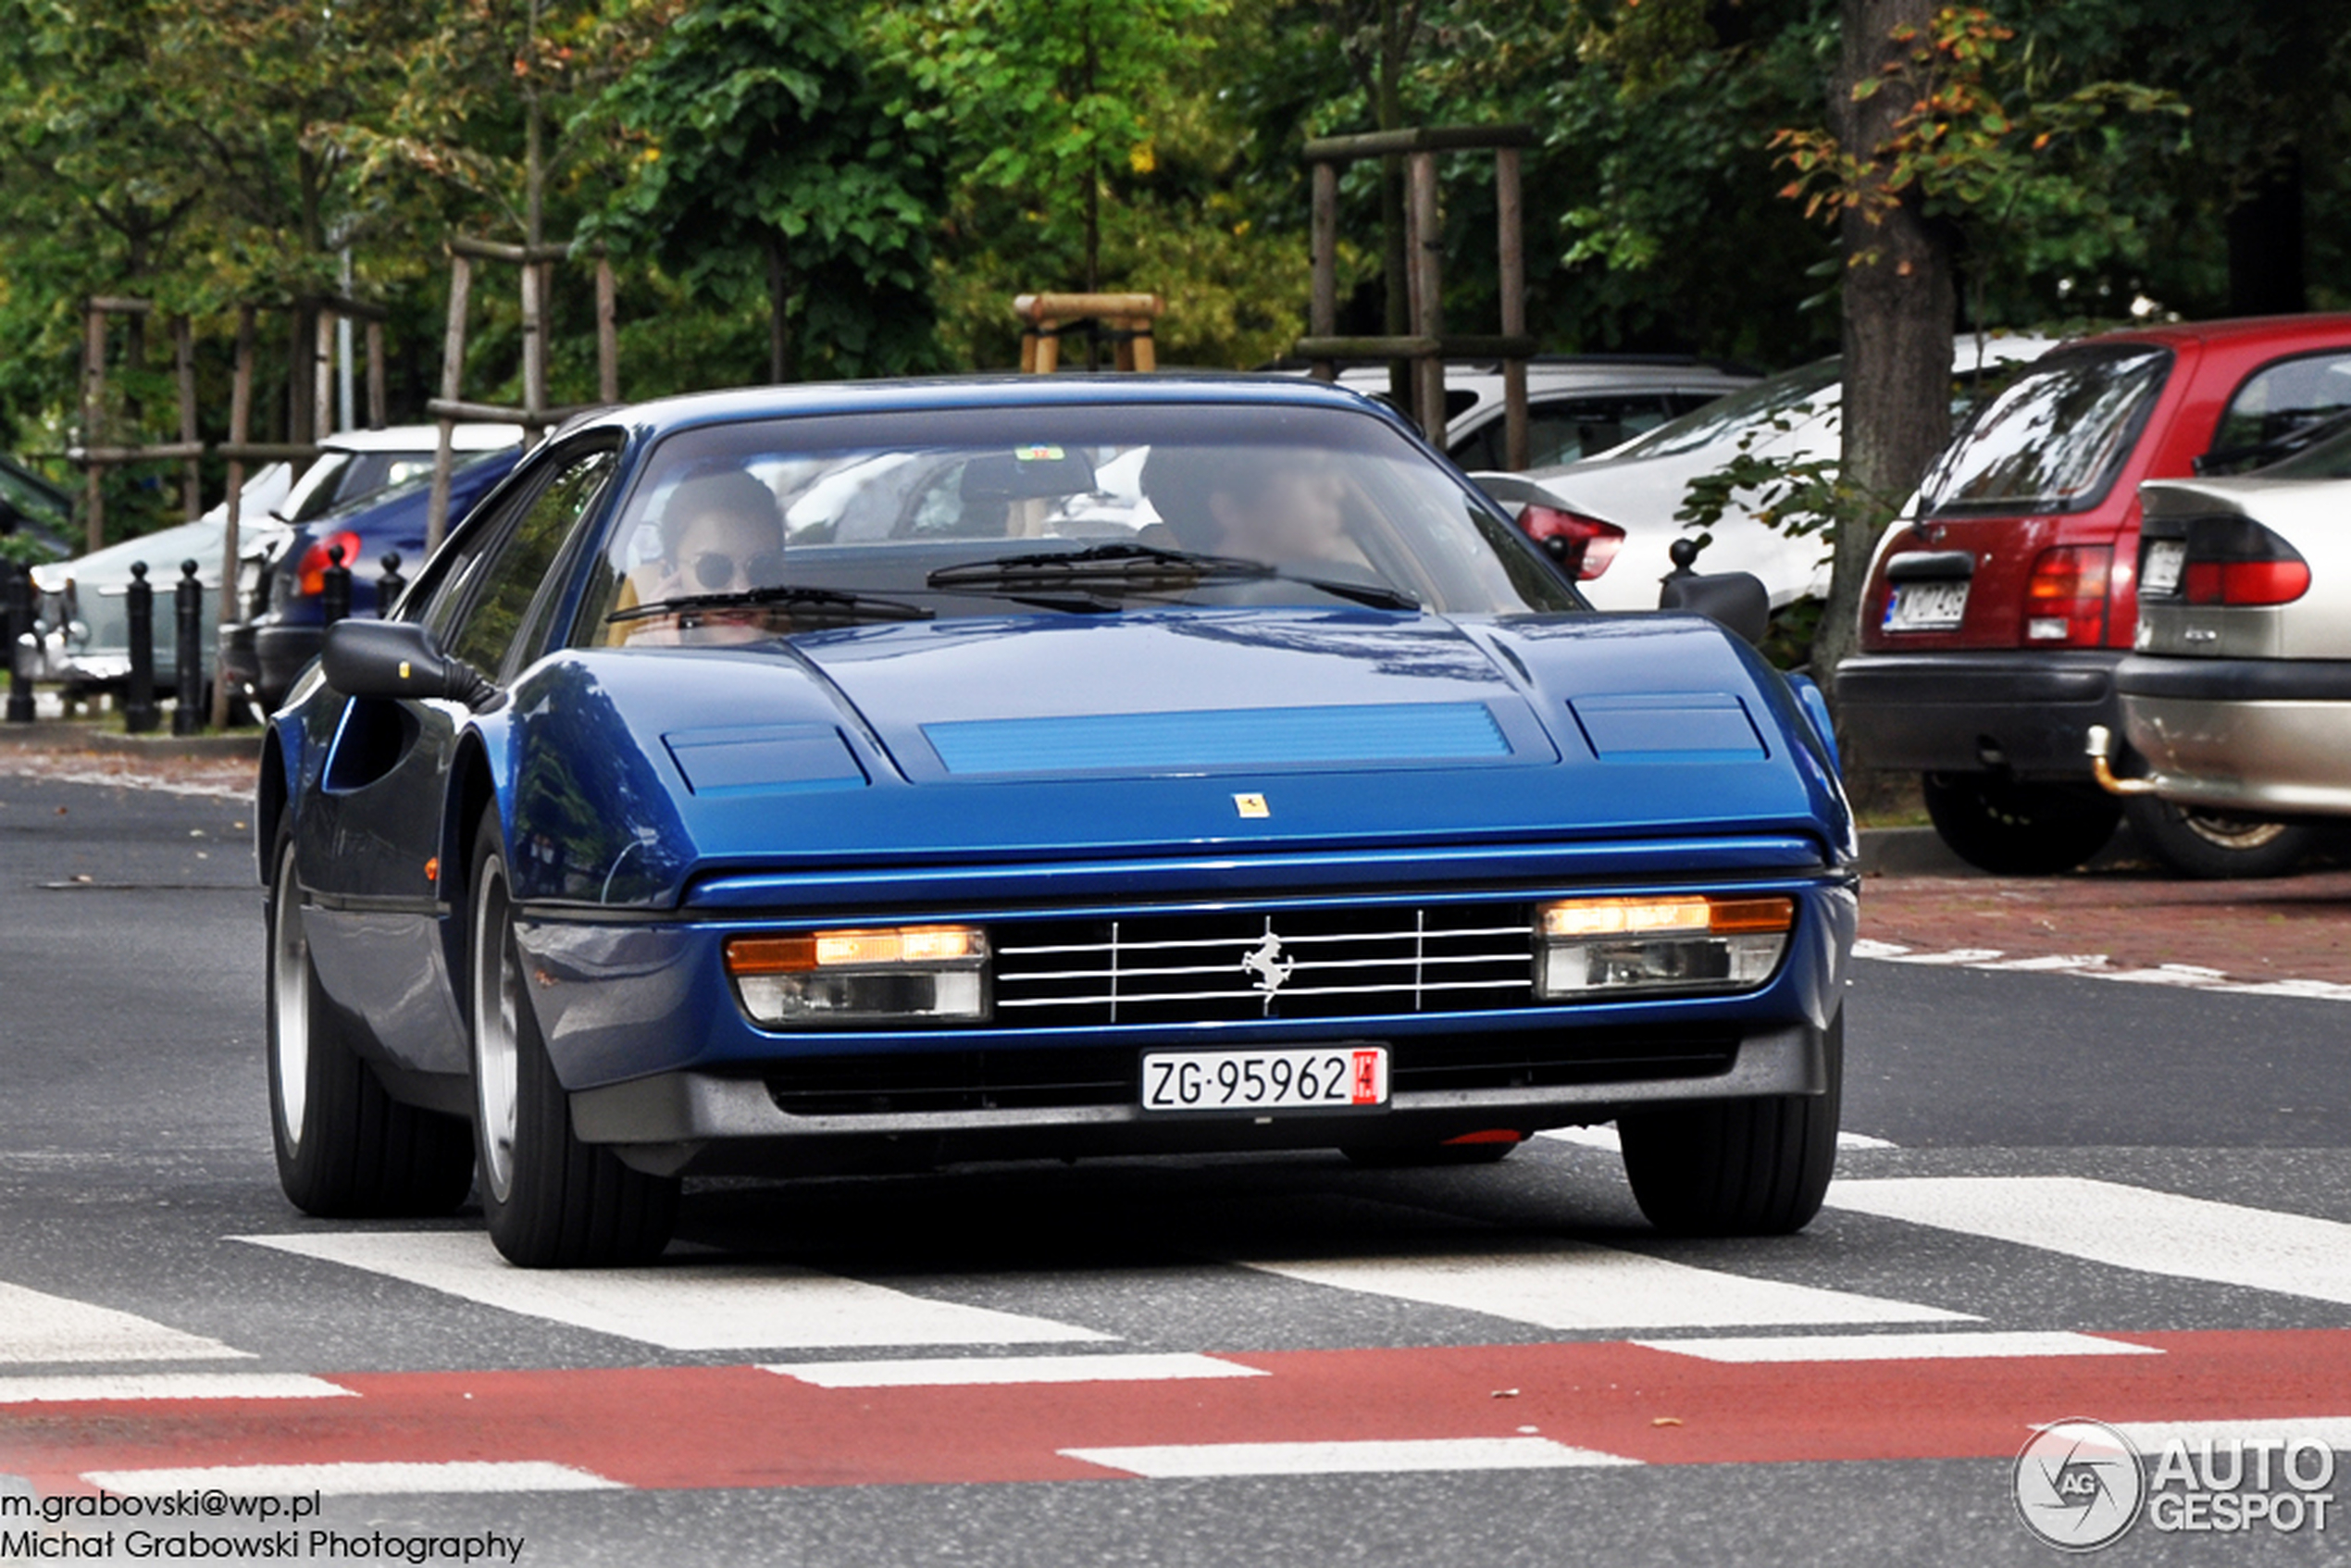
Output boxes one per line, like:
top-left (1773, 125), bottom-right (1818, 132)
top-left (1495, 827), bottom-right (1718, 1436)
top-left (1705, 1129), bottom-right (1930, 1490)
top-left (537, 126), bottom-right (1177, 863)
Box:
top-left (2092, 422), bottom-right (2351, 873)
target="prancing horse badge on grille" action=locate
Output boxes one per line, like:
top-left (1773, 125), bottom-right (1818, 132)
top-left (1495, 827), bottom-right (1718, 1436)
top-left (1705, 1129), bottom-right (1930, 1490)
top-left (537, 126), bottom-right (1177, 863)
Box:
top-left (1242, 919), bottom-right (1296, 1014)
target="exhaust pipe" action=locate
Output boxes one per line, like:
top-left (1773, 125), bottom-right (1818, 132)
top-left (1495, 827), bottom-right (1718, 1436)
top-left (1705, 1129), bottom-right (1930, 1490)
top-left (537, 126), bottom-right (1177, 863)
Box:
top-left (2085, 725), bottom-right (2159, 796)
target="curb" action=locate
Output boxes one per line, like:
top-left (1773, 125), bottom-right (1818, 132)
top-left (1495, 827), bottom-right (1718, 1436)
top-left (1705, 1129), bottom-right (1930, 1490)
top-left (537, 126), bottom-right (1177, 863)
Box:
top-left (0, 721), bottom-right (263, 761)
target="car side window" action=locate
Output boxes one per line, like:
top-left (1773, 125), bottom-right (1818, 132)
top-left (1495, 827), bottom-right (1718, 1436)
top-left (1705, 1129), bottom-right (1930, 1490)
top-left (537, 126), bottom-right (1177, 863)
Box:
top-left (443, 447), bottom-right (619, 673)
top-left (1449, 394), bottom-right (1676, 470)
top-left (2205, 351), bottom-right (2351, 474)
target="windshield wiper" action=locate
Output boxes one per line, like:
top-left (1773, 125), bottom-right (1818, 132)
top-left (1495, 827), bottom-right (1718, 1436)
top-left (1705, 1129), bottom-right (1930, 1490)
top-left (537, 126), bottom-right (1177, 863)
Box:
top-left (606, 584), bottom-right (934, 626)
top-left (927, 542), bottom-right (1420, 611)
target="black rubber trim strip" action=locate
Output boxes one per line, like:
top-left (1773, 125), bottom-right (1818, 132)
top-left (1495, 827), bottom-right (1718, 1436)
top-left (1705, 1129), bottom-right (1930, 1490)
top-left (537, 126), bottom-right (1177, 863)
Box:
top-left (2116, 655), bottom-right (2351, 703)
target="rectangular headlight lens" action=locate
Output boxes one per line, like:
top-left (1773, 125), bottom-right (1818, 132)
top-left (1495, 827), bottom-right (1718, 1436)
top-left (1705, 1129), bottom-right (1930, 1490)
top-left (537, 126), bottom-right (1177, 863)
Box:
top-left (726, 925), bottom-right (988, 1025)
top-left (1535, 896), bottom-right (1793, 998)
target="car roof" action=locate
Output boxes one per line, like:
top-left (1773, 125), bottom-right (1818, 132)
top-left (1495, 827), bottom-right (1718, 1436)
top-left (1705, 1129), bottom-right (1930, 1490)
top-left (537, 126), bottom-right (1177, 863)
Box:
top-left (577, 373), bottom-right (1403, 442)
top-left (2073, 314), bottom-right (2351, 354)
top-left (319, 422), bottom-right (523, 453)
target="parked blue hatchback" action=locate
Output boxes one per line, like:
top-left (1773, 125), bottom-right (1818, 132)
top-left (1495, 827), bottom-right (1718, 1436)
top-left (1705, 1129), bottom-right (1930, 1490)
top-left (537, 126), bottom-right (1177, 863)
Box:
top-left (240, 444), bottom-right (524, 710)
top-left (260, 375), bottom-right (1857, 1266)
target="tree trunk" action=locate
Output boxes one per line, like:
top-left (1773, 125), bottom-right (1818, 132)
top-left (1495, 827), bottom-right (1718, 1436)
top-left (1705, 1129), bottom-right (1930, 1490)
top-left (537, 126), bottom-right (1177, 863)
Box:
top-left (766, 234), bottom-right (795, 384)
top-left (1820, 0), bottom-right (1954, 738)
top-left (1378, 0), bottom-right (1411, 409)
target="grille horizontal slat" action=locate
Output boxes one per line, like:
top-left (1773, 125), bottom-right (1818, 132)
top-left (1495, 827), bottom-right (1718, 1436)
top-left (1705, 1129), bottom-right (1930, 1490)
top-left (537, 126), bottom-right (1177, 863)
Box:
top-left (989, 902), bottom-right (1536, 1026)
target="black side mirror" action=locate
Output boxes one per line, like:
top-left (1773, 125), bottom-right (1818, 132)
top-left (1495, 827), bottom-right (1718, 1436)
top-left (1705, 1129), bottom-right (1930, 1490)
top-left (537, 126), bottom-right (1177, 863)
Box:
top-left (321, 618), bottom-right (498, 708)
top-left (1658, 537), bottom-right (1770, 646)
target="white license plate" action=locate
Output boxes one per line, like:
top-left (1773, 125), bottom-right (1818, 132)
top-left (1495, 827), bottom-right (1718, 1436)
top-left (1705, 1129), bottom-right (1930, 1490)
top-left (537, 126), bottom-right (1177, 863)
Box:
top-left (1885, 580), bottom-right (1969, 630)
top-left (1141, 1047), bottom-right (1388, 1113)
top-left (2142, 540), bottom-right (2185, 597)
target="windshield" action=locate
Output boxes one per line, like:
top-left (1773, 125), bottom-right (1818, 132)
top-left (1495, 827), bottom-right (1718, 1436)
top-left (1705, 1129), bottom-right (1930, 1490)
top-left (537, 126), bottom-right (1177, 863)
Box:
top-left (1598, 358), bottom-right (1841, 462)
top-left (1923, 345), bottom-right (2170, 515)
top-left (574, 404), bottom-right (1575, 647)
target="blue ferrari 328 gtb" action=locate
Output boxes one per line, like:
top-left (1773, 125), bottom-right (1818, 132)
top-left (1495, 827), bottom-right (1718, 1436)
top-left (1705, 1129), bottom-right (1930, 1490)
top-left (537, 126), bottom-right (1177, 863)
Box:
top-left (259, 375), bottom-right (1856, 1267)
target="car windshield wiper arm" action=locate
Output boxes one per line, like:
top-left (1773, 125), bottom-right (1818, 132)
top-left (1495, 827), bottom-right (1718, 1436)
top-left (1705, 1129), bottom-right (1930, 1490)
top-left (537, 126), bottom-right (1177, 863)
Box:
top-left (606, 584), bottom-right (935, 625)
top-left (927, 542), bottom-right (1420, 611)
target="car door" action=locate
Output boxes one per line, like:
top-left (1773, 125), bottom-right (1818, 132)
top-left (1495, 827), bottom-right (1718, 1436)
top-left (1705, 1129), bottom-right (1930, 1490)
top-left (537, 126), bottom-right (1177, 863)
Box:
top-left (294, 442), bottom-right (620, 1078)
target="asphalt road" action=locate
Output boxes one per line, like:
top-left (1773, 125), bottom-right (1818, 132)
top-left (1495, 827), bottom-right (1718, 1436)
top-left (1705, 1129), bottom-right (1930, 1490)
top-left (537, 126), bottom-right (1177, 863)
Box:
top-left (3, 774), bottom-right (2348, 1566)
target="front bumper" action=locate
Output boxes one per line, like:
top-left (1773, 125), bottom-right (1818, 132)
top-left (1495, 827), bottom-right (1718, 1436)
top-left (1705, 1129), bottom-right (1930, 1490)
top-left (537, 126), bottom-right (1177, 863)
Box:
top-left (1836, 649), bottom-right (2126, 777)
top-left (2116, 654), bottom-right (2351, 816)
top-left (512, 872), bottom-right (1857, 1178)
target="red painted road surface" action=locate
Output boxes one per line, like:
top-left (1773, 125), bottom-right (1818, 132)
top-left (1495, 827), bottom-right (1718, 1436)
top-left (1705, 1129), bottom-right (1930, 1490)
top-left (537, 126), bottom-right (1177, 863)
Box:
top-left (8, 1329), bottom-right (2349, 1494)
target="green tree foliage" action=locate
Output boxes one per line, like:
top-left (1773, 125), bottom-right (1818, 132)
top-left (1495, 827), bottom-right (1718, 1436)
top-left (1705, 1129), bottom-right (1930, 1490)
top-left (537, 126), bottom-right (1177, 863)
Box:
top-left (594, 0), bottom-right (948, 380)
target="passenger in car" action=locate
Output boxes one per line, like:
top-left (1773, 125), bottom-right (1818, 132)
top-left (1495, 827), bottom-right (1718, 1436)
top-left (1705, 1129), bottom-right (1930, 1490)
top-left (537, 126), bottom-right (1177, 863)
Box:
top-left (618, 469), bottom-right (787, 645)
top-left (1141, 446), bottom-right (1371, 570)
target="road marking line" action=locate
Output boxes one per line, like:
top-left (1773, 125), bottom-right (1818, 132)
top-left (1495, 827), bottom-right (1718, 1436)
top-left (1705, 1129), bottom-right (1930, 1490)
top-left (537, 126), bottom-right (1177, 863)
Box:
top-left (83, 1462), bottom-right (622, 1496)
top-left (1244, 1244), bottom-right (1972, 1331)
top-left (1632, 1330), bottom-right (2161, 1363)
top-left (763, 1353), bottom-right (1264, 1388)
top-left (0, 1374), bottom-right (353, 1403)
top-left (233, 1232), bottom-right (1113, 1351)
top-left (1853, 940), bottom-right (2351, 1003)
top-left (2113, 1418), bottom-right (2351, 1451)
top-left (1827, 1177), bottom-right (2351, 1306)
top-left (0, 1282), bottom-right (251, 1366)
top-left (1062, 1437), bottom-right (1640, 1477)
top-left (1536, 1126), bottom-right (1895, 1152)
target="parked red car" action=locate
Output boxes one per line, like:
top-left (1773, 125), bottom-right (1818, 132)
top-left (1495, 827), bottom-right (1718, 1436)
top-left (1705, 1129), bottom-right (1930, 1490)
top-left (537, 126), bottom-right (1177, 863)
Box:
top-left (1839, 315), bottom-right (2351, 876)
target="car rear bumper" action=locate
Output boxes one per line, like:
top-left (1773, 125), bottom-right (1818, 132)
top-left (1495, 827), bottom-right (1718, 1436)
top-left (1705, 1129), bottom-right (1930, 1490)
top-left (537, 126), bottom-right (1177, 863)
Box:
top-left (254, 621), bottom-right (323, 710)
top-left (2116, 655), bottom-right (2351, 816)
top-left (1835, 649), bottom-right (2125, 777)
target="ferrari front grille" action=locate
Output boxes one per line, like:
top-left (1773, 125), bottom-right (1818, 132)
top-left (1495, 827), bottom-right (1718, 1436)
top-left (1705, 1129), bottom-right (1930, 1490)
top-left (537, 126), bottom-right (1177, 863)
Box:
top-left (990, 902), bottom-right (1537, 1027)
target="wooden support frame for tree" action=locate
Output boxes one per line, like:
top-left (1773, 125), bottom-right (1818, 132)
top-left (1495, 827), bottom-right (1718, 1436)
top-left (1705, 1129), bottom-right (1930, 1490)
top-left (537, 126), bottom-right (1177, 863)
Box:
top-left (425, 236), bottom-right (620, 553)
top-left (1299, 125), bottom-right (1536, 465)
top-left (69, 297), bottom-right (205, 554)
top-left (1014, 293), bottom-right (1163, 373)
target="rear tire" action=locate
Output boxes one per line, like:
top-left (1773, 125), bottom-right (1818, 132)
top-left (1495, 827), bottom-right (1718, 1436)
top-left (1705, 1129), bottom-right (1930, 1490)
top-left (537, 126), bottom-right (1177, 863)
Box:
top-left (267, 831), bottom-right (474, 1217)
top-left (1922, 772), bottom-right (2121, 876)
top-left (1618, 1011), bottom-right (1842, 1236)
top-left (469, 807), bottom-right (678, 1267)
top-left (2123, 796), bottom-right (2313, 880)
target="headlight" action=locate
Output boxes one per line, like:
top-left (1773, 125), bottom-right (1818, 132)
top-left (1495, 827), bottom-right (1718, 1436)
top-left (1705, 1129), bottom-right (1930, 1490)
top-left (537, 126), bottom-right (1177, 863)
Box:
top-left (725, 925), bottom-right (989, 1026)
top-left (1535, 895), bottom-right (1792, 998)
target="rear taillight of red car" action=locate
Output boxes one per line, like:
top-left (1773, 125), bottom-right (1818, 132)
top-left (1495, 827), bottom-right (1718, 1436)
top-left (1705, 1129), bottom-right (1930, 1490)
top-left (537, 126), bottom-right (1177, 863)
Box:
top-left (1521, 504), bottom-right (1625, 582)
top-left (2179, 520), bottom-right (2310, 606)
top-left (296, 530), bottom-right (365, 599)
top-left (2022, 545), bottom-right (2111, 644)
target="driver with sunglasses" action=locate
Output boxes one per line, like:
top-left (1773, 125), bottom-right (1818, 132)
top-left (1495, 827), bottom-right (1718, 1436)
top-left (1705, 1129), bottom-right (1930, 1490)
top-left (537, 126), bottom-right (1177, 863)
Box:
top-left (624, 469), bottom-right (787, 645)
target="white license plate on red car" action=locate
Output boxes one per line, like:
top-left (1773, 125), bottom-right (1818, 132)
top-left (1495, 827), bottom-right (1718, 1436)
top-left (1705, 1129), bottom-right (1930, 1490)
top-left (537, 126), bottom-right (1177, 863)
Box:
top-left (1885, 580), bottom-right (1969, 630)
top-left (1141, 1047), bottom-right (1388, 1113)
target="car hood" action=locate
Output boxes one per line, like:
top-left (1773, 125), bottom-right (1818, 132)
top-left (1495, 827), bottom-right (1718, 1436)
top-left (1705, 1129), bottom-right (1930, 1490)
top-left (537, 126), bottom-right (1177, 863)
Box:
top-left (492, 608), bottom-right (1848, 907)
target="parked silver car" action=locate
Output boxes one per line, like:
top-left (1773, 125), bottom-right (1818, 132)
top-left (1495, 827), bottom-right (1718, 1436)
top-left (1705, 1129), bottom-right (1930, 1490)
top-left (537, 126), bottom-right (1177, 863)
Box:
top-left (1333, 356), bottom-right (1758, 473)
top-left (2092, 423), bottom-right (2351, 872)
top-left (1481, 333), bottom-right (2053, 612)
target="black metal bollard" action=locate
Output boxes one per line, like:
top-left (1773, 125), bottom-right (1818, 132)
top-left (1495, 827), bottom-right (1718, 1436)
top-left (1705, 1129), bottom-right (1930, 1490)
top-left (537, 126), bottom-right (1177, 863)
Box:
top-left (320, 543), bottom-right (352, 628)
top-left (4, 559), bottom-right (35, 724)
top-left (124, 561), bottom-right (159, 734)
top-left (172, 559), bottom-right (203, 736)
top-left (376, 551), bottom-right (405, 616)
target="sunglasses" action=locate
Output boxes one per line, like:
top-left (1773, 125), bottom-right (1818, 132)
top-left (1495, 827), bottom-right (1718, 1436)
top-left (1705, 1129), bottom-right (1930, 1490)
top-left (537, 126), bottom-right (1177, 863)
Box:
top-left (690, 551), bottom-right (788, 591)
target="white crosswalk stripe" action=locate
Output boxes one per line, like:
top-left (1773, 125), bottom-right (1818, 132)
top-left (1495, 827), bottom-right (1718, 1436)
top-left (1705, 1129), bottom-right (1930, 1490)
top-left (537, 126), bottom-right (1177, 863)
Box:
top-left (764, 1353), bottom-right (1264, 1388)
top-left (1825, 1176), bottom-right (2351, 1307)
top-left (233, 1230), bottom-right (1114, 1350)
top-left (84, 1462), bottom-right (624, 1496)
top-left (1243, 1241), bottom-right (1972, 1331)
top-left (0, 1373), bottom-right (352, 1403)
top-left (0, 1281), bottom-right (250, 1366)
top-left (1634, 1330), bottom-right (2160, 1363)
top-left (1062, 1437), bottom-right (1640, 1477)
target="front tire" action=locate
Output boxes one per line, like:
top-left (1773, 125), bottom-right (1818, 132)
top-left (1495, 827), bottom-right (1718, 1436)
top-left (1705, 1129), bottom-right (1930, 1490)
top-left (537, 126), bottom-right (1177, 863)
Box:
top-left (2122, 796), bottom-right (2313, 880)
top-left (1922, 772), bottom-right (2121, 876)
top-left (469, 807), bottom-right (678, 1267)
top-left (1618, 1011), bottom-right (1842, 1236)
top-left (266, 832), bottom-right (473, 1216)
